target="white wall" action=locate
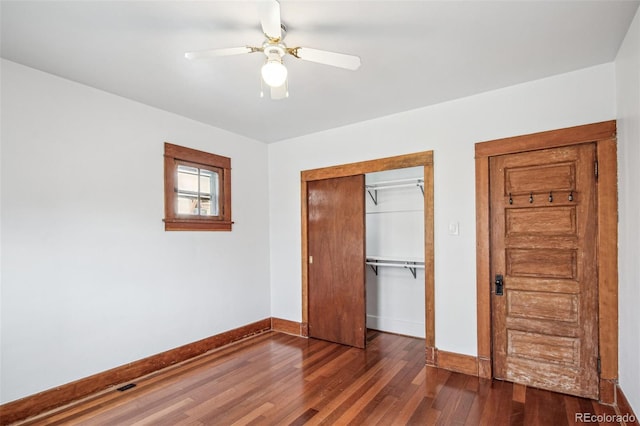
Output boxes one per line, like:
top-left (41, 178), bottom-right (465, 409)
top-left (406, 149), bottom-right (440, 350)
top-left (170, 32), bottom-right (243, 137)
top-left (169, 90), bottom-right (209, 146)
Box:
top-left (1, 45), bottom-right (632, 410)
top-left (366, 167), bottom-right (425, 338)
top-left (615, 7), bottom-right (640, 414)
top-left (269, 63), bottom-right (616, 357)
top-left (0, 60), bottom-right (271, 403)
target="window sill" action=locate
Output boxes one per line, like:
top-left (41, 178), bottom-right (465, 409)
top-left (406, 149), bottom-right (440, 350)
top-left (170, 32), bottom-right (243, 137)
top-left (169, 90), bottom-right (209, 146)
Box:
top-left (163, 219), bottom-right (233, 232)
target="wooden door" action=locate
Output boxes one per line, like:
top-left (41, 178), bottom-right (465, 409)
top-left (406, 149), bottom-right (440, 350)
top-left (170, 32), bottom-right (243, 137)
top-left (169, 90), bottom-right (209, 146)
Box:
top-left (490, 143), bottom-right (599, 398)
top-left (307, 175), bottom-right (366, 348)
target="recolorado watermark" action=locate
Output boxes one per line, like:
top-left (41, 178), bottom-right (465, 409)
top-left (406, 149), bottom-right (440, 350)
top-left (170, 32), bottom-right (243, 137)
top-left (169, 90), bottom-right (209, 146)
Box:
top-left (575, 412), bottom-right (636, 423)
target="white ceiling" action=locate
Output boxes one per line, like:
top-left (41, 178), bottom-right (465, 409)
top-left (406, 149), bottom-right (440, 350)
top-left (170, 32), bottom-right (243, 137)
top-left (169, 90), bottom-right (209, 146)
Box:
top-left (1, 1), bottom-right (638, 143)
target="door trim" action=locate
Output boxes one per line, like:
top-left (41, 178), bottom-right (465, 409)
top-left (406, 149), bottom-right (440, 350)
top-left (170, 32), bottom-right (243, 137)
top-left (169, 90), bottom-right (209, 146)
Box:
top-left (474, 120), bottom-right (618, 402)
top-left (301, 151), bottom-right (435, 354)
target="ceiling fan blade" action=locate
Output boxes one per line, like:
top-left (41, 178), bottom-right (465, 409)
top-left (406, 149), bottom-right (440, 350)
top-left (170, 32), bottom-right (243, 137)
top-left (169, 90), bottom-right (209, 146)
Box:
top-left (258, 0), bottom-right (282, 40)
top-left (185, 46), bottom-right (256, 60)
top-left (292, 47), bottom-right (361, 71)
top-left (270, 81), bottom-right (288, 100)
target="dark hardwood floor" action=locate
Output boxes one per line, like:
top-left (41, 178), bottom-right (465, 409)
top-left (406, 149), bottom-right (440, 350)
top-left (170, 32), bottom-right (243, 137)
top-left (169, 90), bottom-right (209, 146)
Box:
top-left (13, 330), bottom-right (628, 425)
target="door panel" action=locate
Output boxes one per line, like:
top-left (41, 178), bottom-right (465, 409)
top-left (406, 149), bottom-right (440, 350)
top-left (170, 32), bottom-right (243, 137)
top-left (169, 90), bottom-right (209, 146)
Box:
top-left (490, 143), bottom-right (598, 398)
top-left (307, 175), bottom-right (366, 348)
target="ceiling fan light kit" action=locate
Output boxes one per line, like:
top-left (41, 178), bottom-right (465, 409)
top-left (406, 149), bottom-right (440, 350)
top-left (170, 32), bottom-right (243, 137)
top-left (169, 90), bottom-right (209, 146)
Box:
top-left (261, 59), bottom-right (287, 87)
top-left (184, 0), bottom-right (361, 100)
top-left (261, 44), bottom-right (288, 87)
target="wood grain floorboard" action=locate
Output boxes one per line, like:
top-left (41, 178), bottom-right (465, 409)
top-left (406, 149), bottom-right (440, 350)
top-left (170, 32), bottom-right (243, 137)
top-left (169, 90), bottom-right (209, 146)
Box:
top-left (11, 330), bottom-right (627, 426)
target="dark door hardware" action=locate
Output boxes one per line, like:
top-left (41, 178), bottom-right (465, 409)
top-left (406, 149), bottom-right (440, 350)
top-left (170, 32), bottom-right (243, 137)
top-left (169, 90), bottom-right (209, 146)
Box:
top-left (495, 274), bottom-right (504, 296)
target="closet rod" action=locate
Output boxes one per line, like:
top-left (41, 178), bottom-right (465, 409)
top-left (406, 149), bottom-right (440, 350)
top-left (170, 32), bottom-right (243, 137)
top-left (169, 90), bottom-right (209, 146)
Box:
top-left (365, 261), bottom-right (424, 279)
top-left (366, 182), bottom-right (423, 191)
top-left (366, 177), bottom-right (423, 186)
top-left (365, 262), bottom-right (425, 268)
top-left (366, 178), bottom-right (424, 205)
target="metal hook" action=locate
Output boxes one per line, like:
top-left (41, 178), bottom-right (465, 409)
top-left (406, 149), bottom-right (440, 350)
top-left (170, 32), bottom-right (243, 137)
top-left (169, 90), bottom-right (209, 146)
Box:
top-left (549, 192), bottom-right (553, 203)
top-left (529, 192), bottom-right (534, 203)
top-left (509, 193), bottom-right (513, 205)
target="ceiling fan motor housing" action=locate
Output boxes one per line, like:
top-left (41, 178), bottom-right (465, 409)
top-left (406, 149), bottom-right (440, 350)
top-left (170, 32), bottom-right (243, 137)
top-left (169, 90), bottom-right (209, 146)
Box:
top-left (263, 43), bottom-right (286, 60)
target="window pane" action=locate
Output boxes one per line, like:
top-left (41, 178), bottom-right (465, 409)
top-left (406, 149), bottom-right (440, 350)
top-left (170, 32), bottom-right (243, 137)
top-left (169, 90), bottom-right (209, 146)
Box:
top-left (175, 164), bottom-right (220, 217)
top-left (199, 169), bottom-right (219, 216)
top-left (177, 165), bottom-right (199, 193)
top-left (199, 172), bottom-right (211, 194)
top-left (177, 195), bottom-right (197, 215)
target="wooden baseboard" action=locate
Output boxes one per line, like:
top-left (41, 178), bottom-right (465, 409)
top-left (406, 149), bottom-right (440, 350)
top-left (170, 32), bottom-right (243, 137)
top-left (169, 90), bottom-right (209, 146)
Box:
top-left (0, 318), bottom-right (271, 425)
top-left (616, 385), bottom-right (639, 425)
top-left (425, 346), bottom-right (437, 366)
top-left (271, 318), bottom-right (303, 336)
top-left (600, 378), bottom-right (617, 405)
top-left (435, 349), bottom-right (479, 376)
top-left (477, 356), bottom-right (492, 379)
top-left (424, 347), bottom-right (479, 376)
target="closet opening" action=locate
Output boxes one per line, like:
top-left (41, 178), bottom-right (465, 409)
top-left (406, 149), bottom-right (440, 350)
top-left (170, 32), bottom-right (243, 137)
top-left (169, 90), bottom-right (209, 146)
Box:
top-left (365, 167), bottom-right (425, 339)
top-left (301, 151), bottom-right (434, 358)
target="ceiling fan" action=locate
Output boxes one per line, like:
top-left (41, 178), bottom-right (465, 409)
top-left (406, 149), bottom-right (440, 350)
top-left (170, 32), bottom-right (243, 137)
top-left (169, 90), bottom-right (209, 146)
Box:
top-left (185, 0), bottom-right (361, 100)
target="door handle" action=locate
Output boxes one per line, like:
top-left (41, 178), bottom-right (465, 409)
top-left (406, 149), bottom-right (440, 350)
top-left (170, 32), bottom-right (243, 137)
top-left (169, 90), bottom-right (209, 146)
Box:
top-left (495, 274), bottom-right (504, 296)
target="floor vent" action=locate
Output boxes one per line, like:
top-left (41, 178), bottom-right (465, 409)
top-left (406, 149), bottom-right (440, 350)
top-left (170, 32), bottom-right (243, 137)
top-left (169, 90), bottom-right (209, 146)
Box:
top-left (116, 383), bottom-right (136, 392)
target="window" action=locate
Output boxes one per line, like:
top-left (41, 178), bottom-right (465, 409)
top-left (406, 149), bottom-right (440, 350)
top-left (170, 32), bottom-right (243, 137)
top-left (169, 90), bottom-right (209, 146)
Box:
top-left (163, 143), bottom-right (232, 231)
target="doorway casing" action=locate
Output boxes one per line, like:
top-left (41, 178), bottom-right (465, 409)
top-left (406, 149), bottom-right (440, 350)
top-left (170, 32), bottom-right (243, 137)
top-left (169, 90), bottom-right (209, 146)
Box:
top-left (474, 120), bottom-right (618, 403)
top-left (301, 151), bottom-right (435, 358)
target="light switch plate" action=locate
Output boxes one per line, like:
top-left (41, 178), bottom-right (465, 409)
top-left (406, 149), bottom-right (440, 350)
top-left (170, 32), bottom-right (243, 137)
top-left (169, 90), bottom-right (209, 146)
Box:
top-left (448, 221), bottom-right (460, 236)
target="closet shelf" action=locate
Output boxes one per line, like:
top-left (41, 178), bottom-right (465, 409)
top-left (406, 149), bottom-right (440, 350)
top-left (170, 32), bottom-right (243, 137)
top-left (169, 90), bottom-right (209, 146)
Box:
top-left (365, 256), bottom-right (425, 279)
top-left (365, 178), bottom-right (424, 205)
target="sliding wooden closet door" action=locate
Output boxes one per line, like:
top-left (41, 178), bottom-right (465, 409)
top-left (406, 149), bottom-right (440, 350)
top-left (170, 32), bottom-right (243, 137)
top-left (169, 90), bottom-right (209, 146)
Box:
top-left (307, 175), bottom-right (366, 348)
